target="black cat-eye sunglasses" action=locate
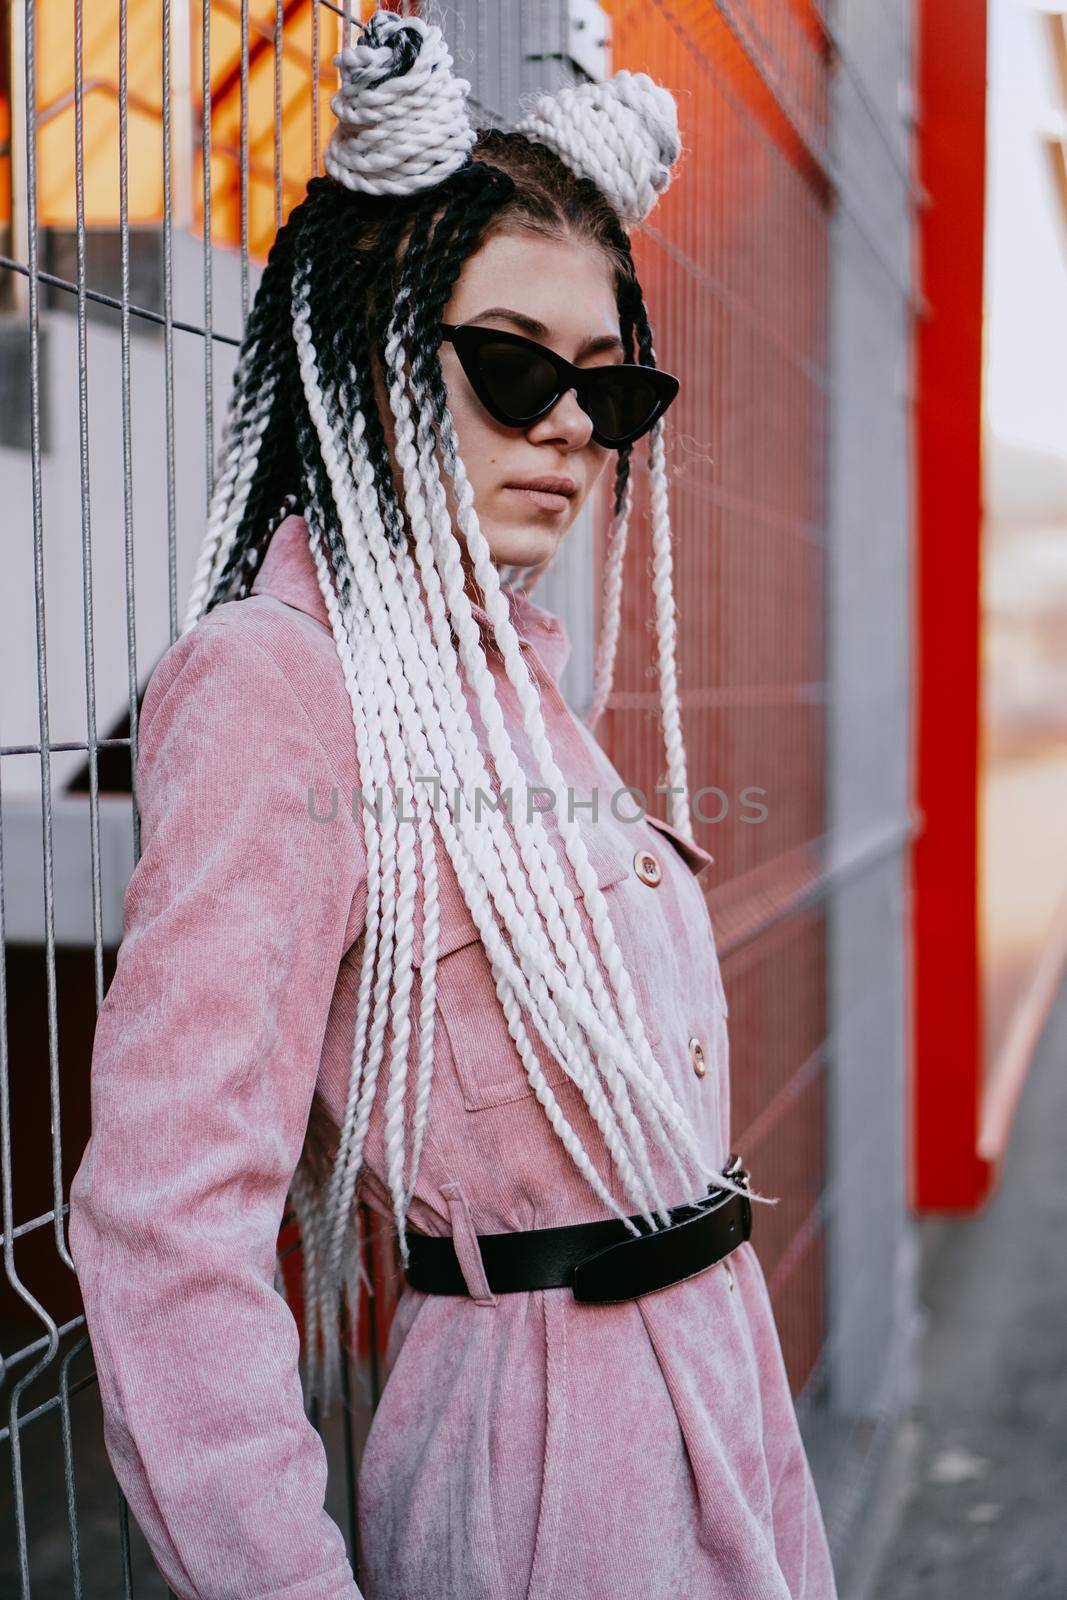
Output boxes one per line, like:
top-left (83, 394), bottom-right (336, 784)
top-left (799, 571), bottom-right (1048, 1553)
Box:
top-left (438, 322), bottom-right (680, 449)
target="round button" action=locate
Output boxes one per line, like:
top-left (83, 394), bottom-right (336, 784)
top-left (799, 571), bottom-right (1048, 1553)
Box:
top-left (634, 849), bottom-right (662, 888)
top-left (689, 1037), bottom-right (707, 1078)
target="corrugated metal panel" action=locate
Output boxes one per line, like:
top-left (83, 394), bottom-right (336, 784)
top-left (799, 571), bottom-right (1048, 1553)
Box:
top-left (599, 0), bottom-right (832, 1397)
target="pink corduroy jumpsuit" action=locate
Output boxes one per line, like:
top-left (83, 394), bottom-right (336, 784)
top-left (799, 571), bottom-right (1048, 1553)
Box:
top-left (68, 513), bottom-right (838, 1600)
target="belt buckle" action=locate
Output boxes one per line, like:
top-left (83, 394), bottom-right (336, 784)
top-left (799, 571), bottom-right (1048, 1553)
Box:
top-left (723, 1151), bottom-right (751, 1191)
top-left (719, 1153), bottom-right (751, 1291)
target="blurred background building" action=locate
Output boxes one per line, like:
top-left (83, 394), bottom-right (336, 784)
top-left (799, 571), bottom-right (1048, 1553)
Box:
top-left (0, 1), bottom-right (1063, 1596)
top-left (978, 0), bottom-right (1067, 1173)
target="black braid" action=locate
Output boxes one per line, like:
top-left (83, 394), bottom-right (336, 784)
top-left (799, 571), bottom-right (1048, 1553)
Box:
top-left (598, 215), bottom-right (659, 519)
top-left (204, 193), bottom-right (309, 604)
top-left (306, 188), bottom-right (406, 545)
top-left (288, 193), bottom-right (360, 605)
top-left (358, 199), bottom-right (435, 545)
top-left (404, 165), bottom-right (518, 443)
top-left (211, 179), bottom-right (374, 600)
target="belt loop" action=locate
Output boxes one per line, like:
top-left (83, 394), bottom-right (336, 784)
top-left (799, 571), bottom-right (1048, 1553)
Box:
top-left (440, 1182), bottom-right (498, 1306)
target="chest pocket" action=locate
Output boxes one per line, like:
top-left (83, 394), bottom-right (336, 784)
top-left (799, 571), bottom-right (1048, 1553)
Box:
top-left (639, 810), bottom-right (715, 881)
top-left (638, 810), bottom-right (728, 1032)
top-left (434, 826), bottom-right (655, 1113)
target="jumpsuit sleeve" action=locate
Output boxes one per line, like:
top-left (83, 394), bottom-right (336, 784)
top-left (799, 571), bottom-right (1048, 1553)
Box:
top-left (68, 617), bottom-right (367, 1600)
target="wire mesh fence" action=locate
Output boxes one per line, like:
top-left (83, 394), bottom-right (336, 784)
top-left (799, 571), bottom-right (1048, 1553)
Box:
top-left (0, 0), bottom-right (916, 1590)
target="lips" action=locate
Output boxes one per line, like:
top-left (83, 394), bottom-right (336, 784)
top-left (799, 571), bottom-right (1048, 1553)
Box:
top-left (505, 476), bottom-right (577, 514)
top-left (509, 476), bottom-right (577, 497)
top-left (507, 487), bottom-right (572, 512)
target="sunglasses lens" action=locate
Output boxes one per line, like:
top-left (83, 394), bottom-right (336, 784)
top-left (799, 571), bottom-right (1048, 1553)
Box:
top-left (474, 341), bottom-right (559, 421)
top-left (585, 370), bottom-right (664, 444)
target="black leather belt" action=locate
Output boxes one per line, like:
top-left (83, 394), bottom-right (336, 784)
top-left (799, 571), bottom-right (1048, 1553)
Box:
top-left (403, 1154), bottom-right (753, 1305)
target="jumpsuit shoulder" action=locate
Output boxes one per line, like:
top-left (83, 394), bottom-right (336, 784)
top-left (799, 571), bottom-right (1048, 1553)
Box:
top-left (139, 597), bottom-right (361, 797)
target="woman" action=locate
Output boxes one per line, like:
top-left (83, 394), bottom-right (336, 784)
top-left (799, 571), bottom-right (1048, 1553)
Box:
top-left (69, 11), bottom-right (838, 1599)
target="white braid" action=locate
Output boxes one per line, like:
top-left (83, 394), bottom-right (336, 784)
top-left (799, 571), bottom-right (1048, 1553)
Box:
top-left (303, 524), bottom-right (392, 1413)
top-left (290, 278), bottom-right (421, 1404)
top-left (516, 71), bottom-right (681, 226)
top-left (404, 816), bottom-right (440, 1212)
top-left (647, 421), bottom-right (695, 840)
top-left (302, 532), bottom-right (388, 1411)
top-left (585, 467), bottom-right (634, 732)
top-left (287, 1163), bottom-right (322, 1396)
top-left (324, 12), bottom-right (475, 197)
top-left (181, 353), bottom-right (277, 632)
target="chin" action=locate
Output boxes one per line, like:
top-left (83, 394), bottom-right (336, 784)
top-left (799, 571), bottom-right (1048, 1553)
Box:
top-left (485, 524), bottom-right (567, 571)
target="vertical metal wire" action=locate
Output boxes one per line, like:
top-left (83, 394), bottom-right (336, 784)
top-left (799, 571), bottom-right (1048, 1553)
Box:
top-left (118, 0), bottom-right (140, 864)
top-left (202, 0), bottom-right (216, 509)
top-left (5, 18), bottom-right (61, 1597)
top-left (115, 1485), bottom-right (135, 1600)
top-left (338, 1299), bottom-right (359, 1559)
top-left (74, 0), bottom-right (104, 1021)
top-left (114, 58), bottom-right (151, 1591)
top-left (275, 0), bottom-right (284, 231)
top-left (361, 1203), bottom-right (382, 1406)
top-left (311, 0), bottom-right (321, 177)
top-left (18, 0), bottom-right (71, 1297)
top-left (162, 0), bottom-right (180, 644)
top-left (477, 0), bottom-right (488, 117)
top-left (59, 1339), bottom-right (87, 1595)
top-left (0, 770), bottom-right (45, 1597)
top-left (240, 0), bottom-right (251, 324)
top-left (496, 0), bottom-right (505, 126)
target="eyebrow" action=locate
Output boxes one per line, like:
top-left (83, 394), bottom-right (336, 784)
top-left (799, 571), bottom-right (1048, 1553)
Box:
top-left (467, 306), bottom-right (625, 359)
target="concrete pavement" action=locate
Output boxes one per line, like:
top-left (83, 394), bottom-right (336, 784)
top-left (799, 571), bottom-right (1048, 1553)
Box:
top-left (868, 969), bottom-right (1067, 1598)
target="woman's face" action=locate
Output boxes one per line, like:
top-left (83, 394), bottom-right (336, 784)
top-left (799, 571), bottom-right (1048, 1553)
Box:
top-left (437, 228), bottom-right (623, 576)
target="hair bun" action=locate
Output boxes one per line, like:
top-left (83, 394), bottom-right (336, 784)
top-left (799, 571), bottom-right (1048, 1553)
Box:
top-left (516, 71), bottom-right (681, 226)
top-left (324, 9), bottom-right (475, 197)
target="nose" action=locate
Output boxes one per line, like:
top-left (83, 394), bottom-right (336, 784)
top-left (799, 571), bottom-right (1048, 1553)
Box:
top-left (527, 386), bottom-right (594, 451)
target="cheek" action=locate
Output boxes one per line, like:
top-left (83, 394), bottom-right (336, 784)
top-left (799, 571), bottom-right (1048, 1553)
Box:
top-left (441, 364), bottom-right (501, 489)
top-left (450, 404), bottom-right (501, 508)
top-left (449, 387), bottom-right (496, 455)
top-left (589, 447), bottom-right (612, 486)
top-left (578, 447), bottom-right (613, 509)
top-left (440, 352), bottom-right (477, 428)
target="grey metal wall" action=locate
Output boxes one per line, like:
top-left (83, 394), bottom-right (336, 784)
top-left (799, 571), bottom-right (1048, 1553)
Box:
top-left (817, 0), bottom-right (923, 1580)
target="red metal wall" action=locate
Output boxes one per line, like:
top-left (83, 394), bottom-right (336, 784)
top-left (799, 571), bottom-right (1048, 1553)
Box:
top-left (911, 0), bottom-right (992, 1212)
top-left (602, 1), bottom-right (832, 1394)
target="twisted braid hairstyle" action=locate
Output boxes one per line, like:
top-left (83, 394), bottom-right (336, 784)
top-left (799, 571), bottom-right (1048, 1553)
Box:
top-left (181, 9), bottom-right (770, 1414)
